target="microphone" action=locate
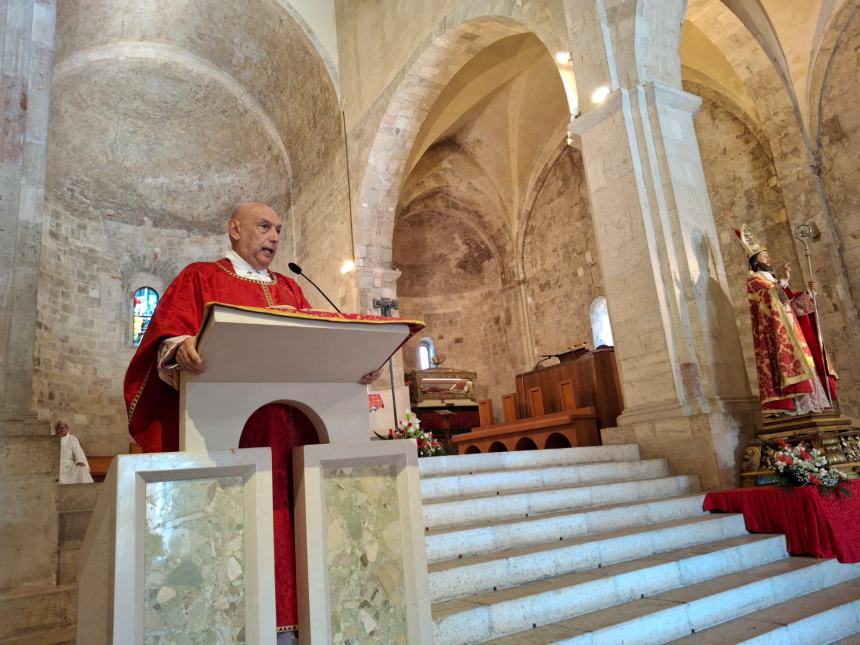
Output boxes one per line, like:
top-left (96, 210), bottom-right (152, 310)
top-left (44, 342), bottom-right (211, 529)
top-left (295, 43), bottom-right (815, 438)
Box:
top-left (287, 262), bottom-right (342, 313)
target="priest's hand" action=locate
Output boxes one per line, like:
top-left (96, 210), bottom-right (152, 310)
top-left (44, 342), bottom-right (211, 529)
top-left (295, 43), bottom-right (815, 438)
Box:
top-left (782, 260), bottom-right (791, 281)
top-left (360, 368), bottom-right (383, 385)
top-left (176, 336), bottom-right (205, 374)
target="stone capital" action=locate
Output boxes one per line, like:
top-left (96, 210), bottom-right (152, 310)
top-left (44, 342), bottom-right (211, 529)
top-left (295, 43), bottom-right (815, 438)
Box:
top-left (644, 80), bottom-right (702, 116)
top-left (568, 88), bottom-right (624, 144)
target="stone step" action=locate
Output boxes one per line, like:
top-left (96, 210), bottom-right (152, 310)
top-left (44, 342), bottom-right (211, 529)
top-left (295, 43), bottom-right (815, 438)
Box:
top-left (669, 577), bottom-right (860, 643)
top-left (423, 475), bottom-right (700, 530)
top-left (0, 584), bottom-right (76, 642)
top-left (421, 459), bottom-right (670, 502)
top-left (419, 445), bottom-right (641, 478)
top-left (482, 557), bottom-right (860, 645)
top-left (425, 494), bottom-right (707, 563)
top-left (429, 513), bottom-right (750, 603)
top-left (433, 533), bottom-right (788, 644)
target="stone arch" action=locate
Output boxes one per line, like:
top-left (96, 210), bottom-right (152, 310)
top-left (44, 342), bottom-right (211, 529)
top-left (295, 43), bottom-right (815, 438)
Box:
top-left (808, 1), bottom-right (860, 154)
top-left (355, 4), bottom-right (568, 269)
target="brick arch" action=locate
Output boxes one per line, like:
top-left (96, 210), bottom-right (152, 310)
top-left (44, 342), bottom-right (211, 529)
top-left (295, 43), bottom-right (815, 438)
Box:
top-left (488, 441), bottom-right (508, 452)
top-left (354, 3), bottom-right (568, 270)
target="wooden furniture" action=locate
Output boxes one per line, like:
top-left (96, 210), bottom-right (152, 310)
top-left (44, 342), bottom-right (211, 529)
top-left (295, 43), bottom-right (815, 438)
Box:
top-left (478, 399), bottom-right (494, 427)
top-left (515, 348), bottom-right (622, 430)
top-left (452, 407), bottom-right (599, 454)
top-left (502, 393), bottom-right (518, 423)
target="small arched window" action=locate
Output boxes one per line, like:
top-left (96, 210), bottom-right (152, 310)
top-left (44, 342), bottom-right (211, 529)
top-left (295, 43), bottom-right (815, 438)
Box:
top-left (417, 337), bottom-right (436, 370)
top-left (132, 286), bottom-right (160, 347)
top-left (590, 296), bottom-right (614, 348)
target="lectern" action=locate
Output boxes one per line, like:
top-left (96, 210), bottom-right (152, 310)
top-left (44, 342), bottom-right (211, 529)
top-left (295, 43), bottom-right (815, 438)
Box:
top-left (77, 304), bottom-right (433, 644)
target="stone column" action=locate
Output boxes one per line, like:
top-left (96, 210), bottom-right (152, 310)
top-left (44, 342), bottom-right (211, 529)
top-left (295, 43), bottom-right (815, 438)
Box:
top-left (0, 0), bottom-right (59, 592)
top-left (0, 0), bottom-right (54, 414)
top-left (571, 81), bottom-right (757, 489)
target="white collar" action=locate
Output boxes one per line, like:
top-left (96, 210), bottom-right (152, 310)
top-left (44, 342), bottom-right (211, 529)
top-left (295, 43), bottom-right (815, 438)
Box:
top-left (225, 249), bottom-right (274, 282)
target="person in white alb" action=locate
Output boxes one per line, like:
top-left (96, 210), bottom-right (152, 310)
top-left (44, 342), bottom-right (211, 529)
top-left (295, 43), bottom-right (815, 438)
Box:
top-left (55, 420), bottom-right (94, 484)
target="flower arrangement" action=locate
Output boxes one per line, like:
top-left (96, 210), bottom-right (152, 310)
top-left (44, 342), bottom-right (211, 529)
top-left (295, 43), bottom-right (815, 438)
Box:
top-left (771, 439), bottom-right (850, 495)
top-left (375, 411), bottom-right (445, 457)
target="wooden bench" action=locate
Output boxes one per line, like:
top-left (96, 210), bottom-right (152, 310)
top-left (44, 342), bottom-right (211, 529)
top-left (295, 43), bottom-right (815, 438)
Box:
top-left (451, 405), bottom-right (599, 454)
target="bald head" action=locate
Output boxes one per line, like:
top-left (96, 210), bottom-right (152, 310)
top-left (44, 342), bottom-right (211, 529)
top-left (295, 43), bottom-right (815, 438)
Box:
top-left (227, 203), bottom-right (282, 270)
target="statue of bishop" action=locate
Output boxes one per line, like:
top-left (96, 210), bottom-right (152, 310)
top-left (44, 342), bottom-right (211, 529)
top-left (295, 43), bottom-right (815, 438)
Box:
top-left (736, 224), bottom-right (837, 416)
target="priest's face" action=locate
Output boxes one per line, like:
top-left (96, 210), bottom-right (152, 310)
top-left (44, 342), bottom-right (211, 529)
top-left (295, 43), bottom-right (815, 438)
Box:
top-left (54, 422), bottom-right (69, 437)
top-left (228, 203), bottom-right (282, 270)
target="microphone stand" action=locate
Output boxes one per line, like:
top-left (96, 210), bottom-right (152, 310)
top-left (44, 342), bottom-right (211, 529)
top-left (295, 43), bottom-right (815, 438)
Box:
top-left (794, 223), bottom-right (833, 408)
top-left (373, 297), bottom-right (400, 429)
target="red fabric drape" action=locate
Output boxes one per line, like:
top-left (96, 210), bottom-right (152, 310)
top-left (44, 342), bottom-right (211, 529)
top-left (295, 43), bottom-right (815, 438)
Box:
top-left (703, 482), bottom-right (860, 563)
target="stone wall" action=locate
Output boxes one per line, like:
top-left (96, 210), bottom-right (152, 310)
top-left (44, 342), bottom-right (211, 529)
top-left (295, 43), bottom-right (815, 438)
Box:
top-left (819, 11), bottom-right (860, 374)
top-left (34, 207), bottom-right (226, 455)
top-left (32, 0), bottom-right (349, 455)
top-left (522, 147), bottom-right (604, 358)
top-left (395, 209), bottom-right (520, 407)
top-left (690, 85), bottom-right (800, 396)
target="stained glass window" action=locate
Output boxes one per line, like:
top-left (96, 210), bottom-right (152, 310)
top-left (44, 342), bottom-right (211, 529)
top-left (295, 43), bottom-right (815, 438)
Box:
top-left (133, 286), bottom-right (159, 347)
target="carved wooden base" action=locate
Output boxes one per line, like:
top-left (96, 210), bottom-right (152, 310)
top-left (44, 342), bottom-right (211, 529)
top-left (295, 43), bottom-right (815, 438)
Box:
top-left (740, 413), bottom-right (860, 486)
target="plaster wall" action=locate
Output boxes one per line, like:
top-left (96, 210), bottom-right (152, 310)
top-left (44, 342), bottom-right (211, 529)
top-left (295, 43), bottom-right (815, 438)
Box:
top-left (522, 147), bottom-right (603, 358)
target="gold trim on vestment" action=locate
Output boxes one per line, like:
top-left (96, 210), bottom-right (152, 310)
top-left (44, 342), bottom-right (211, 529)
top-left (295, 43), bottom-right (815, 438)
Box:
top-left (214, 259), bottom-right (277, 286)
top-left (128, 363), bottom-right (153, 423)
top-left (201, 301), bottom-right (425, 328)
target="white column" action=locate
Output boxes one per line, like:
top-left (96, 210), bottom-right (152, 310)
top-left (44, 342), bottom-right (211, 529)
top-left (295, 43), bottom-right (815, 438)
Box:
top-left (571, 81), bottom-right (756, 489)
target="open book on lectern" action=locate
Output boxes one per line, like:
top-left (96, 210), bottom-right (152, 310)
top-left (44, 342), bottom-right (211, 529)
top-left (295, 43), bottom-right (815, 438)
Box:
top-left (194, 302), bottom-right (425, 384)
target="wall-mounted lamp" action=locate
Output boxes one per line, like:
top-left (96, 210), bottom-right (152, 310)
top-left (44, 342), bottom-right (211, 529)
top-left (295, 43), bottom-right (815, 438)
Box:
top-left (340, 259), bottom-right (356, 275)
top-left (591, 85), bottom-right (611, 105)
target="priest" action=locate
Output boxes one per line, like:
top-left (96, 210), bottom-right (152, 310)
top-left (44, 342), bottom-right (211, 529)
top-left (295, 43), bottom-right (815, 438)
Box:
top-left (124, 202), bottom-right (380, 643)
top-left (736, 224), bottom-right (836, 415)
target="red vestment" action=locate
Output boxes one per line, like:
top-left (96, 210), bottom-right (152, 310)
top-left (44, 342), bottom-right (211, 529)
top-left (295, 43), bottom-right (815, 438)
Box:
top-left (746, 272), bottom-right (830, 412)
top-left (123, 259), bottom-right (313, 631)
top-left (784, 286), bottom-right (838, 400)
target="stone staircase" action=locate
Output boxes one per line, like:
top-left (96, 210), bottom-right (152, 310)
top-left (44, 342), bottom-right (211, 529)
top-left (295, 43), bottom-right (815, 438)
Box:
top-left (6, 441), bottom-right (860, 643)
top-left (420, 445), bottom-right (860, 644)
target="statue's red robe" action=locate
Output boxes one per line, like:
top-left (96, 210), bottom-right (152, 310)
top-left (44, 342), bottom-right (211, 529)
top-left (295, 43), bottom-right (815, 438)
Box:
top-left (124, 258), bottom-right (313, 632)
top-left (747, 272), bottom-right (837, 412)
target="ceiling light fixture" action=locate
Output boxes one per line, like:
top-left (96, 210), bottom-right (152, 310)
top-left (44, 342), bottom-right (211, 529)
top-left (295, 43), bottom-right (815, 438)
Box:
top-left (591, 85), bottom-right (611, 104)
top-left (554, 50), bottom-right (573, 65)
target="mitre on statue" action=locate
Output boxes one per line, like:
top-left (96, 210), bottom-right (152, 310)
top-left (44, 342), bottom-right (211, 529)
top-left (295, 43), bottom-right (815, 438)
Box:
top-left (734, 224), bottom-right (766, 260)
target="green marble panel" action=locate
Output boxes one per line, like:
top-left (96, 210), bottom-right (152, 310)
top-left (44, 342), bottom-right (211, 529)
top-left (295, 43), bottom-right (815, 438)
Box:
top-left (324, 464), bottom-right (408, 644)
top-left (144, 476), bottom-right (246, 644)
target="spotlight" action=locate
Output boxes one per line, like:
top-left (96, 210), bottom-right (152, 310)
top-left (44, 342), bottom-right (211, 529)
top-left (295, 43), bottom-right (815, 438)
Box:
top-left (555, 51), bottom-right (573, 65)
top-left (340, 260), bottom-right (356, 275)
top-left (591, 85), bottom-right (611, 104)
